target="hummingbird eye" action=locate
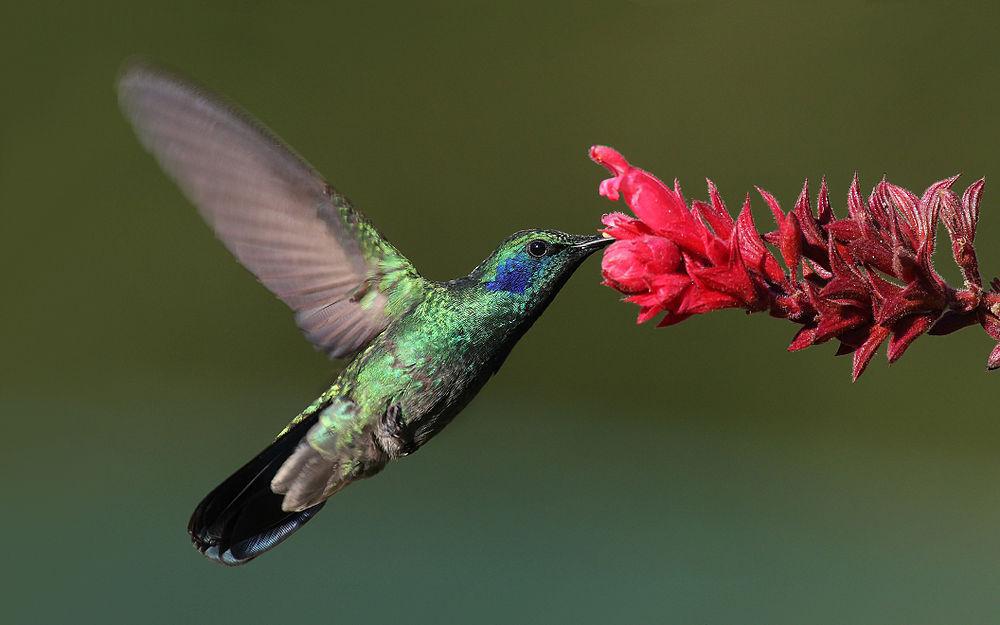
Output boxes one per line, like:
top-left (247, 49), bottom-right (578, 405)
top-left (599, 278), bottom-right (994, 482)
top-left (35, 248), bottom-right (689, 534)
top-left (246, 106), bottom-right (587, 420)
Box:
top-left (526, 239), bottom-right (549, 258)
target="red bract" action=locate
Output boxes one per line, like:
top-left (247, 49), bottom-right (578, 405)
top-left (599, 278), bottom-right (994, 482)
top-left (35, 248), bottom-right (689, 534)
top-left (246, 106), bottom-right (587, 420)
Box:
top-left (590, 145), bottom-right (1000, 380)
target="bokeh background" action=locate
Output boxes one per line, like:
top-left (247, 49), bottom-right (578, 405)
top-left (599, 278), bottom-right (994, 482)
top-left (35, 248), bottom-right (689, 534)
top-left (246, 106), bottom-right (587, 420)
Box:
top-left (5, 2), bottom-right (1000, 623)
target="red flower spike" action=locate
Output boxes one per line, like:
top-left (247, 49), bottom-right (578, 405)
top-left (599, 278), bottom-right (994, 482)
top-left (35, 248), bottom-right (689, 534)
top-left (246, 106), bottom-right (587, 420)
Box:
top-left (590, 145), bottom-right (1000, 378)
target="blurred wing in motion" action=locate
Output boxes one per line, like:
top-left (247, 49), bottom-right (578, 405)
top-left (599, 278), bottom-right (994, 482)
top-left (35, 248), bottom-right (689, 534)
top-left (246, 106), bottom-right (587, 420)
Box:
top-left (118, 61), bottom-right (424, 358)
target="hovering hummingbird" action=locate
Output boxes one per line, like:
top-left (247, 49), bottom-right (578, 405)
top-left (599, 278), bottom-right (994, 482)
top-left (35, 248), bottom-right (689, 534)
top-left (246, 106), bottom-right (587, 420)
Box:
top-left (118, 62), bottom-right (611, 566)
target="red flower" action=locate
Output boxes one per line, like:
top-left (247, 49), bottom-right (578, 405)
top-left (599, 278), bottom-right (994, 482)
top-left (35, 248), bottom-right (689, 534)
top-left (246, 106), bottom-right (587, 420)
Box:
top-left (591, 145), bottom-right (1000, 380)
top-left (601, 233), bottom-right (682, 294)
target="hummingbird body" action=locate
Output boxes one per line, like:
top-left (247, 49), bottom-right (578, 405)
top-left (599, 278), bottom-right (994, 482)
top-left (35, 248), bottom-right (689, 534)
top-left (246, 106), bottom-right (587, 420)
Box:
top-left (118, 62), bottom-right (609, 566)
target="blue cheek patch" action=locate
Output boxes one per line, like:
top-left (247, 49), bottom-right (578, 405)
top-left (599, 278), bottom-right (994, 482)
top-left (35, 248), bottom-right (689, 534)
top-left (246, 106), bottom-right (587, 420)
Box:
top-left (486, 255), bottom-right (535, 294)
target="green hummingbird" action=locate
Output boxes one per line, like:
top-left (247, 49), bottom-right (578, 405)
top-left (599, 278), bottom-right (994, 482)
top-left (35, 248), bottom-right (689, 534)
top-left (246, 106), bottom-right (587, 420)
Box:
top-left (118, 62), bottom-right (611, 566)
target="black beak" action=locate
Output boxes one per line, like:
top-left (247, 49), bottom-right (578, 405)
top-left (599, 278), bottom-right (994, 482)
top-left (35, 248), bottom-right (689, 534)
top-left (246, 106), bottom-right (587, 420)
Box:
top-left (572, 235), bottom-right (614, 255)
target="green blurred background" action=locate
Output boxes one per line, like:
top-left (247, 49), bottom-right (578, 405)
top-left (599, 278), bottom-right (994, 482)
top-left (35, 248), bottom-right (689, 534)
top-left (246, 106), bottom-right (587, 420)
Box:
top-left (5, 1), bottom-right (1000, 623)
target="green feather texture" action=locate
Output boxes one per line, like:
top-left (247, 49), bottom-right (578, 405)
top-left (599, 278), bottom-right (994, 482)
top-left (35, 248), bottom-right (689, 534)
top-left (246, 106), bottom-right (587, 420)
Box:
top-left (118, 60), bottom-right (610, 565)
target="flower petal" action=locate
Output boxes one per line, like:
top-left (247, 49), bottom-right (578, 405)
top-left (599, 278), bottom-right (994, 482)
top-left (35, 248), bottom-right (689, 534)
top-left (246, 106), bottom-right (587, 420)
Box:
top-left (735, 196), bottom-right (786, 284)
top-left (928, 310), bottom-right (978, 336)
top-left (590, 145), bottom-right (706, 255)
top-left (886, 313), bottom-right (934, 363)
top-left (852, 325), bottom-right (890, 381)
top-left (787, 324), bottom-right (817, 351)
top-left (988, 342), bottom-right (1000, 370)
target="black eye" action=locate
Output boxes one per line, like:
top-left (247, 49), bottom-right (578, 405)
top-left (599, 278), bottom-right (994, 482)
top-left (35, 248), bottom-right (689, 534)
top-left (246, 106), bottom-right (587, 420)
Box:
top-left (527, 239), bottom-right (548, 258)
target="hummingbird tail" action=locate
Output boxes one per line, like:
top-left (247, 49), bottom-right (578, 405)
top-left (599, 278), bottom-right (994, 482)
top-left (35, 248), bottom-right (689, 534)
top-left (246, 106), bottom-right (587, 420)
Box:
top-left (187, 412), bottom-right (325, 566)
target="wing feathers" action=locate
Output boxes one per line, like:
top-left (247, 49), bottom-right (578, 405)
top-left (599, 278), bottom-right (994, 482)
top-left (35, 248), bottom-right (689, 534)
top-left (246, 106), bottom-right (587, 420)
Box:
top-left (118, 62), bottom-right (423, 358)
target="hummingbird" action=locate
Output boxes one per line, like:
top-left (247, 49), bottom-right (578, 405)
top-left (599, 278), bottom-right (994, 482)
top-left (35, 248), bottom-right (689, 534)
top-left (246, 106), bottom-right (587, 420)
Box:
top-left (117, 62), bottom-right (611, 566)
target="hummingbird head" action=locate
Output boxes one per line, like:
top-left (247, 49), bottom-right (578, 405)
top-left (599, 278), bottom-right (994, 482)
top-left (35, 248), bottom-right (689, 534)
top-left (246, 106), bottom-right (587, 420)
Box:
top-left (471, 229), bottom-right (612, 316)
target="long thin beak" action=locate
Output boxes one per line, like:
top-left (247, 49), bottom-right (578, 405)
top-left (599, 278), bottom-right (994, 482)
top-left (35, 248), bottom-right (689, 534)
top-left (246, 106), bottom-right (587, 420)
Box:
top-left (572, 235), bottom-right (614, 254)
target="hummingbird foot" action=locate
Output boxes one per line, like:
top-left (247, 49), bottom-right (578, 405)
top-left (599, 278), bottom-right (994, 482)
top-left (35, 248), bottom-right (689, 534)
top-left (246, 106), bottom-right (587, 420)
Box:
top-left (375, 404), bottom-right (416, 458)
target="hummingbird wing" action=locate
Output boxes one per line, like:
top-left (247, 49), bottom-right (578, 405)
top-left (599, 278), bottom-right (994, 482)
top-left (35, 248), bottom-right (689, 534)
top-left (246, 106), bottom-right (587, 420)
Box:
top-left (118, 62), bottom-right (424, 358)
